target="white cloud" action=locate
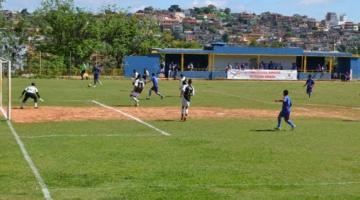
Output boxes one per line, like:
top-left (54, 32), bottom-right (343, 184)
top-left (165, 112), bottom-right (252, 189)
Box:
top-left (299, 0), bottom-right (335, 5)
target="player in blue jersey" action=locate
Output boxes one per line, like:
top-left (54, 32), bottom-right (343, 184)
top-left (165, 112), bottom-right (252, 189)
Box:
top-left (146, 73), bottom-right (164, 100)
top-left (304, 75), bottom-right (315, 98)
top-left (275, 90), bottom-right (296, 130)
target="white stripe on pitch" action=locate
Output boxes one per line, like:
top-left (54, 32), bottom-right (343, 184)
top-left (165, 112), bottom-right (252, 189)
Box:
top-left (6, 120), bottom-right (52, 200)
top-left (91, 100), bottom-right (171, 136)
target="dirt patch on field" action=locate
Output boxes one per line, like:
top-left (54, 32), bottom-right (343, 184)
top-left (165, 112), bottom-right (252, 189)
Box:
top-left (11, 106), bottom-right (360, 124)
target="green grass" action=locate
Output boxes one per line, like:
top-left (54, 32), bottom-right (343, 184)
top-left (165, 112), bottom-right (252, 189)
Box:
top-left (1, 78), bottom-right (360, 199)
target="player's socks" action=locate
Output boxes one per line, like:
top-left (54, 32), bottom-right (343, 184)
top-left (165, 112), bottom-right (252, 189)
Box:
top-left (287, 120), bottom-right (296, 129)
top-left (34, 103), bottom-right (38, 108)
top-left (277, 117), bottom-right (282, 128)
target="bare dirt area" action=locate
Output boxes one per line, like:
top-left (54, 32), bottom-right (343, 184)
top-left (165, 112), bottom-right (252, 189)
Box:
top-left (11, 106), bottom-right (360, 124)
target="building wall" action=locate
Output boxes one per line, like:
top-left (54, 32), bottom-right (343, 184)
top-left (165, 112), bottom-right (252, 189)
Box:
top-left (351, 58), bottom-right (360, 80)
top-left (124, 55), bottom-right (160, 77)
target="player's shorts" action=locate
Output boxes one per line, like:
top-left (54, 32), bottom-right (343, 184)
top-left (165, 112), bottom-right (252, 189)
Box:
top-left (307, 87), bottom-right (313, 94)
top-left (182, 97), bottom-right (190, 107)
top-left (131, 91), bottom-right (141, 98)
top-left (151, 86), bottom-right (159, 93)
top-left (23, 92), bottom-right (38, 103)
top-left (279, 111), bottom-right (291, 121)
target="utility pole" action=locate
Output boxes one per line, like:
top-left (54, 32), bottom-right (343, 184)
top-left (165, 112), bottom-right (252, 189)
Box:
top-left (39, 51), bottom-right (42, 75)
top-left (69, 51), bottom-right (72, 77)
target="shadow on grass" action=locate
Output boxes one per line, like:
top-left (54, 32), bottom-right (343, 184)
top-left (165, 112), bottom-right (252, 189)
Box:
top-left (342, 119), bottom-right (360, 123)
top-left (250, 129), bottom-right (280, 132)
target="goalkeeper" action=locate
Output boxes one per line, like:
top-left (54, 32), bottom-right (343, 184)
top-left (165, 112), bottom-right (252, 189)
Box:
top-left (20, 82), bottom-right (43, 109)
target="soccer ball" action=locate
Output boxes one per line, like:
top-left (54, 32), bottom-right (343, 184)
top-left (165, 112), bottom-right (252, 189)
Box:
top-left (88, 83), bottom-right (92, 87)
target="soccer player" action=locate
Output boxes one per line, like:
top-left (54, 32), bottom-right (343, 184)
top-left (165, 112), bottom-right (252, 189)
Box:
top-left (143, 68), bottom-right (150, 80)
top-left (180, 79), bottom-right (195, 121)
top-left (133, 69), bottom-right (139, 79)
top-left (275, 90), bottom-right (296, 130)
top-left (80, 62), bottom-right (88, 80)
top-left (92, 64), bottom-right (102, 87)
top-left (20, 82), bottom-right (41, 109)
top-left (179, 74), bottom-right (186, 92)
top-left (130, 75), bottom-right (145, 106)
top-left (304, 74), bottom-right (315, 98)
top-left (146, 73), bottom-right (164, 100)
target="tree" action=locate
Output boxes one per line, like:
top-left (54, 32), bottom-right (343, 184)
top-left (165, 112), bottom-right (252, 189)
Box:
top-left (36, 0), bottom-right (97, 67)
top-left (168, 5), bottom-right (181, 12)
top-left (222, 33), bottom-right (229, 43)
top-left (144, 6), bottom-right (154, 14)
top-left (224, 8), bottom-right (231, 15)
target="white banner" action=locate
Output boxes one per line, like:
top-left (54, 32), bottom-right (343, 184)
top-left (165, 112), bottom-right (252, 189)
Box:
top-left (227, 69), bottom-right (298, 80)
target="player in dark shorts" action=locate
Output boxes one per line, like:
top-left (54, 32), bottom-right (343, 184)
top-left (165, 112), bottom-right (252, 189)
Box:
top-left (147, 73), bottom-right (164, 100)
top-left (20, 82), bottom-right (41, 109)
top-left (180, 79), bottom-right (195, 121)
top-left (130, 75), bottom-right (145, 106)
top-left (304, 75), bottom-right (315, 98)
top-left (275, 90), bottom-right (296, 130)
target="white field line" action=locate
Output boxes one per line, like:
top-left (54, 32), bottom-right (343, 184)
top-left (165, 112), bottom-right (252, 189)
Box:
top-left (91, 100), bottom-right (171, 136)
top-left (22, 134), bottom-right (158, 139)
top-left (6, 120), bottom-right (52, 200)
top-left (50, 181), bottom-right (360, 191)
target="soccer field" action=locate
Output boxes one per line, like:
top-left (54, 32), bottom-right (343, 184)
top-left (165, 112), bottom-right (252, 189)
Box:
top-left (1, 78), bottom-right (360, 199)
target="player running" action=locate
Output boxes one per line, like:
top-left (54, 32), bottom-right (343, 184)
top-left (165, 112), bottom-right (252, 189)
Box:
top-left (130, 75), bottom-right (145, 106)
top-left (20, 82), bottom-right (42, 109)
top-left (275, 90), bottom-right (296, 130)
top-left (304, 74), bottom-right (315, 98)
top-left (180, 79), bottom-right (195, 121)
top-left (146, 73), bottom-right (164, 100)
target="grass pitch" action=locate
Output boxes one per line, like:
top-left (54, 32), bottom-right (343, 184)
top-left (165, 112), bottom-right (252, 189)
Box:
top-left (1, 78), bottom-right (360, 199)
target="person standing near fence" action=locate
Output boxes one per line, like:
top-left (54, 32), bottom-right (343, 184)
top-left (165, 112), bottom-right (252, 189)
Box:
top-left (80, 62), bottom-right (88, 80)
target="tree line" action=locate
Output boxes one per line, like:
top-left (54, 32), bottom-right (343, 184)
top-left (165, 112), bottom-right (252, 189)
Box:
top-left (0, 0), bottom-right (201, 75)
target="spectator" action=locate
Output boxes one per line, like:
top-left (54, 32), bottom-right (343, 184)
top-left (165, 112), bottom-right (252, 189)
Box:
top-left (268, 61), bottom-right (274, 69)
top-left (187, 62), bottom-right (194, 71)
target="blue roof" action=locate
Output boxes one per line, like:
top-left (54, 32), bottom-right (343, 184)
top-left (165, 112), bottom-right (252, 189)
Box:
top-left (153, 46), bottom-right (353, 57)
top-left (213, 46), bottom-right (303, 56)
top-left (155, 48), bottom-right (211, 54)
top-left (304, 51), bottom-right (352, 57)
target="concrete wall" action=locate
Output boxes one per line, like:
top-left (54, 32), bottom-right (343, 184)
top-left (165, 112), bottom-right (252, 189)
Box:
top-left (351, 58), bottom-right (360, 80)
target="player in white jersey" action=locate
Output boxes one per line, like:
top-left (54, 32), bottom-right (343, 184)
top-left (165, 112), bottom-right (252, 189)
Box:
top-left (20, 83), bottom-right (41, 109)
top-left (179, 74), bottom-right (186, 93)
top-left (130, 75), bottom-right (145, 106)
top-left (180, 79), bottom-right (195, 121)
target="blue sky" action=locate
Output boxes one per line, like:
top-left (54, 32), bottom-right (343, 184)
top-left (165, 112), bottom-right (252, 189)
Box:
top-left (3, 0), bottom-right (360, 22)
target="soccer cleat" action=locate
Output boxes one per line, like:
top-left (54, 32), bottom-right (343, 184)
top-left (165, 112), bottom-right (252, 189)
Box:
top-left (161, 95), bottom-right (164, 100)
top-left (274, 127), bottom-right (281, 131)
top-left (35, 107), bottom-right (39, 109)
top-left (291, 125), bottom-right (296, 131)
top-left (20, 106), bottom-right (24, 109)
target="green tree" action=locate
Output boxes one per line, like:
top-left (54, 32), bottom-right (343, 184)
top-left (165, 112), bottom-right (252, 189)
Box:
top-left (168, 5), bottom-right (181, 12)
top-left (36, 0), bottom-right (97, 67)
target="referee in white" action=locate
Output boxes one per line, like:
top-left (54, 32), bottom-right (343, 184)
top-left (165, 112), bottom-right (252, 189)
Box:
top-left (20, 82), bottom-right (42, 109)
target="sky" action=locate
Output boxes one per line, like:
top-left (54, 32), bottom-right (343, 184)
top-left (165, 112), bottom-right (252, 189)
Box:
top-left (3, 0), bottom-right (360, 22)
